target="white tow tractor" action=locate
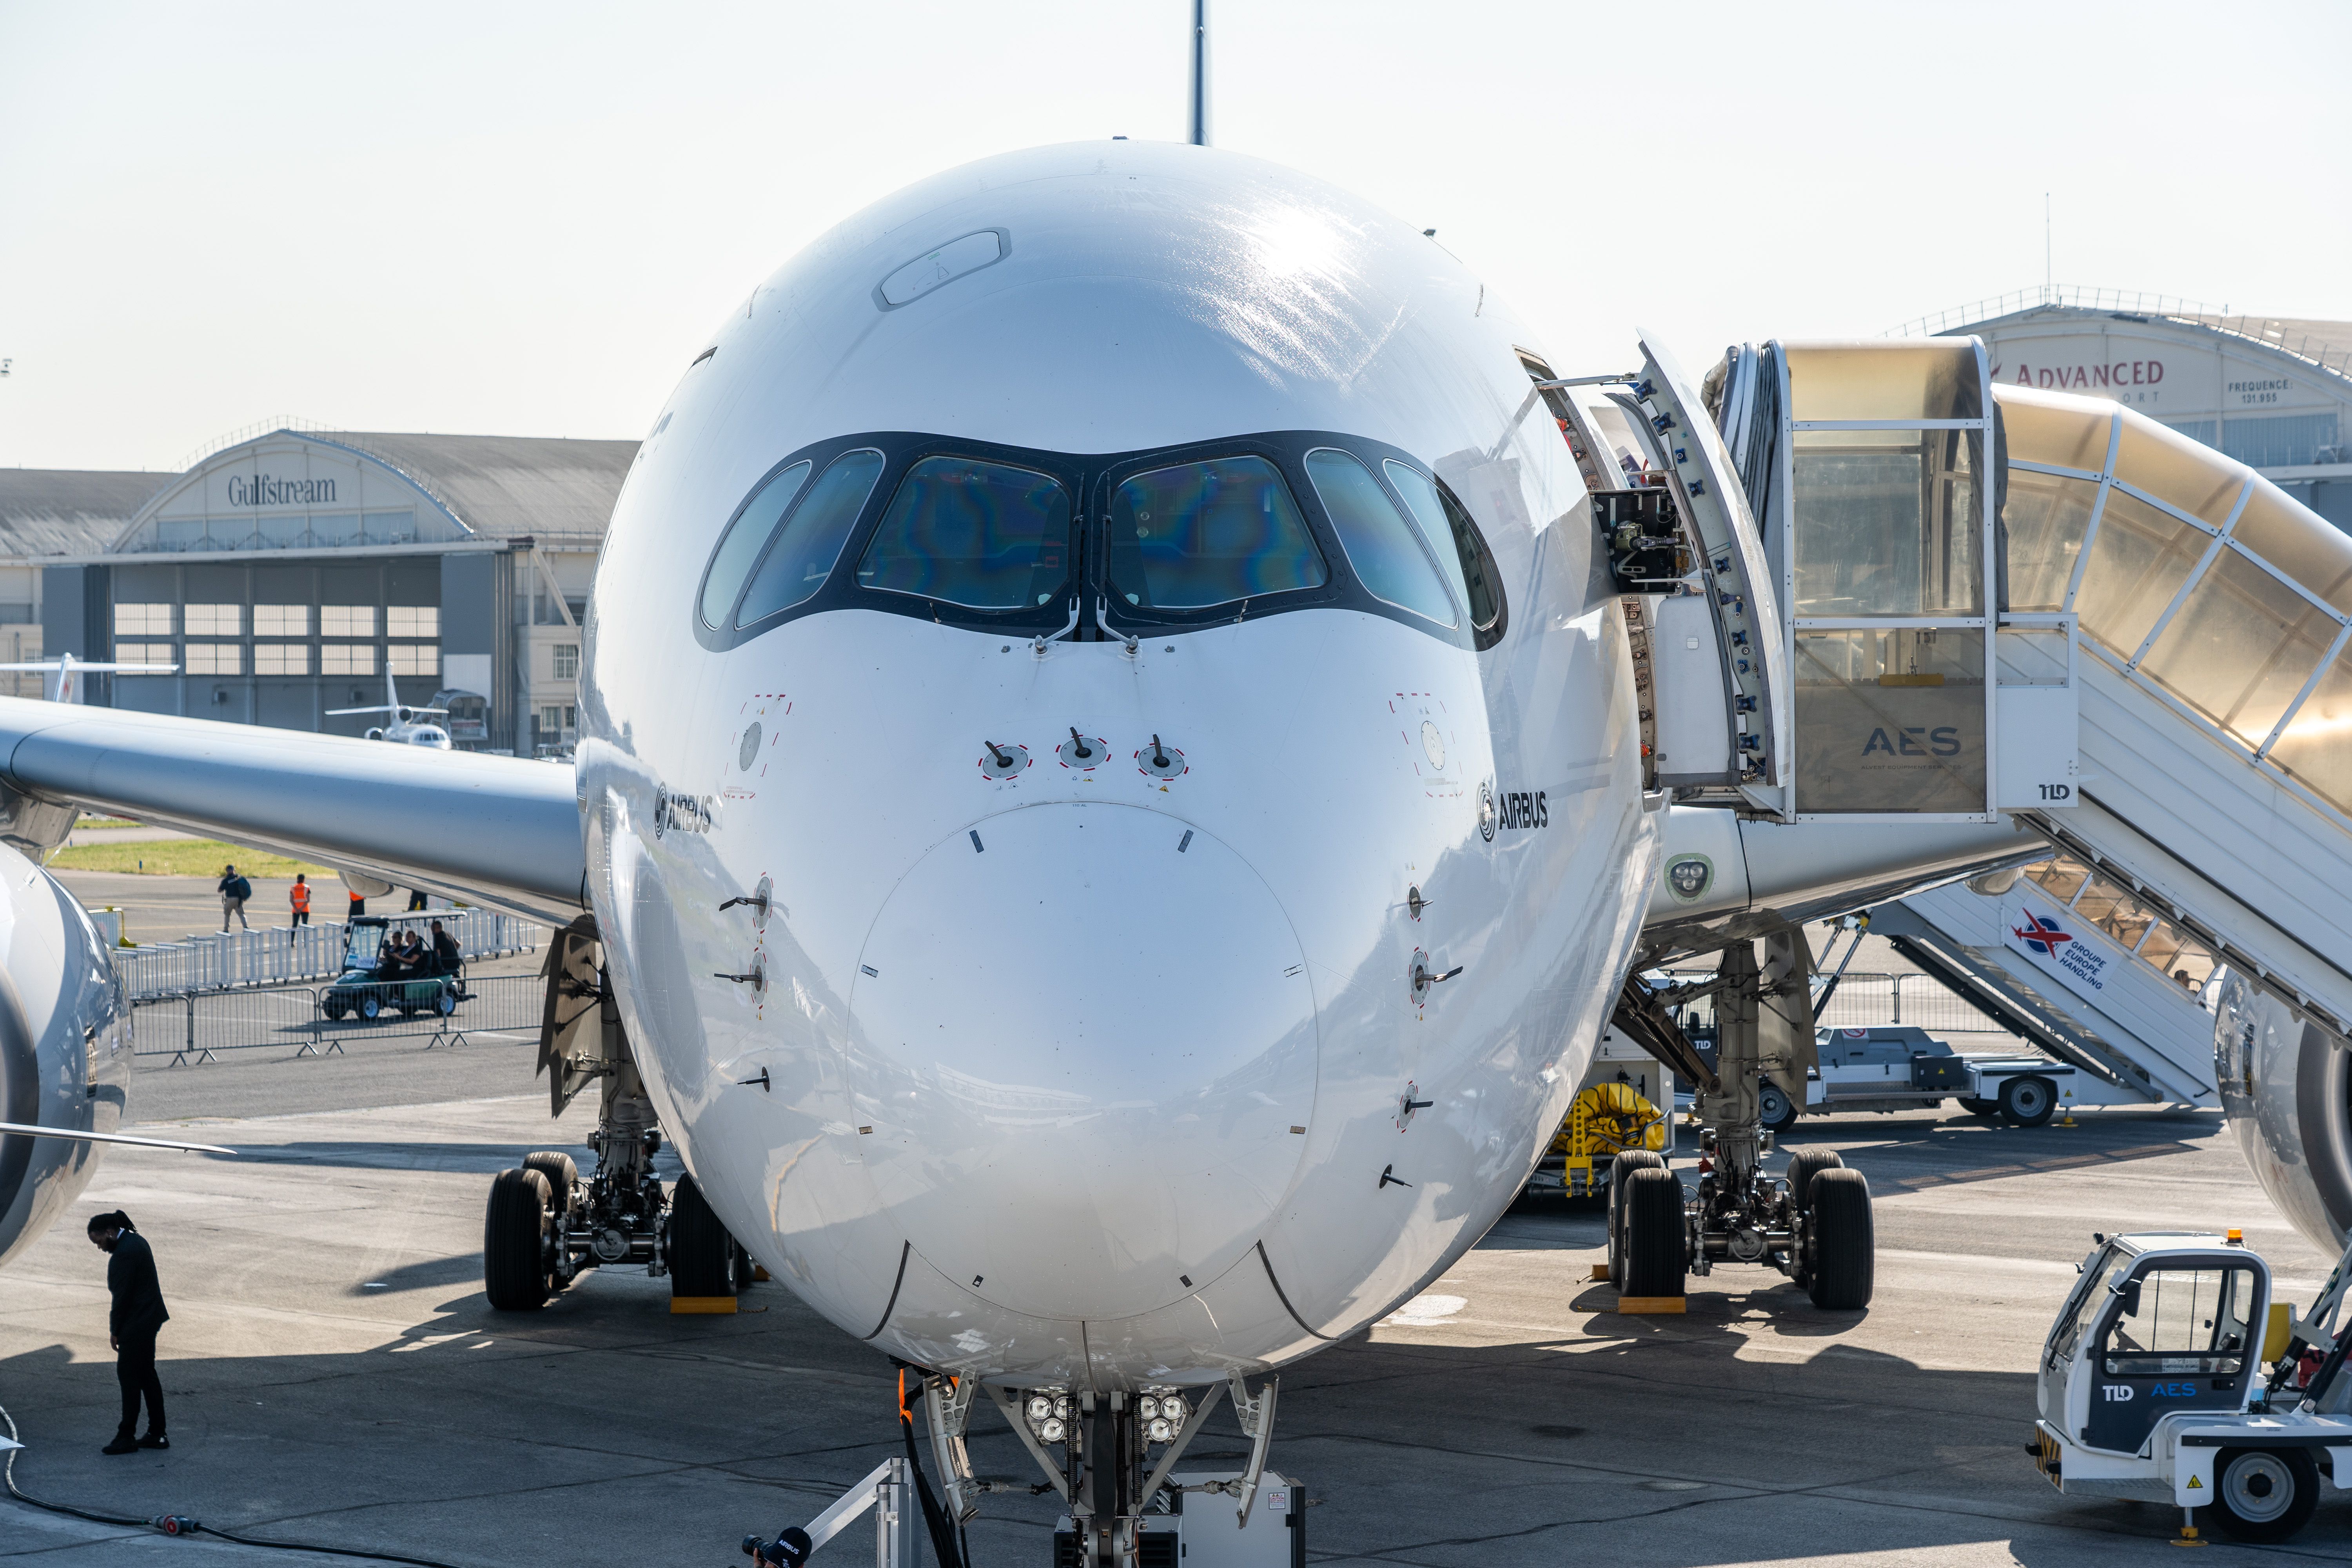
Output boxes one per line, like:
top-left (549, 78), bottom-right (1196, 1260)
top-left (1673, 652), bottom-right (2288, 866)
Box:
top-left (2033, 1227), bottom-right (2352, 1544)
top-left (1767, 1025), bottom-right (2075, 1133)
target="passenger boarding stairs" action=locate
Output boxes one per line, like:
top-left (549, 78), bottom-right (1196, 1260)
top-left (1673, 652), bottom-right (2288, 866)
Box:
top-left (1584, 336), bottom-right (2352, 1091)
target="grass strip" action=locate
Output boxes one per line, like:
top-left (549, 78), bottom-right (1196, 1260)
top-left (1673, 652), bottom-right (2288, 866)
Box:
top-left (49, 839), bottom-right (336, 877)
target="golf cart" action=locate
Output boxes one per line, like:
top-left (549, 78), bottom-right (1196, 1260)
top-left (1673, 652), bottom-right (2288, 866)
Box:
top-left (321, 914), bottom-right (469, 1021)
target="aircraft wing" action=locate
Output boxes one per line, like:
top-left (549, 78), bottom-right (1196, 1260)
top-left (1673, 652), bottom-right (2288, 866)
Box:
top-left (0, 1121), bottom-right (236, 1156)
top-left (0, 697), bottom-right (586, 925)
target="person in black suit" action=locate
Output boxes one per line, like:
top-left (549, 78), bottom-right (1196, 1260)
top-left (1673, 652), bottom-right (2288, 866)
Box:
top-left (86, 1210), bottom-right (168, 1454)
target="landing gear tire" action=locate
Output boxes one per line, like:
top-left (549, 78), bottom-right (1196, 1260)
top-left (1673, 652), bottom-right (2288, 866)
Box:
top-left (1608, 1148), bottom-right (1666, 1292)
top-left (484, 1167), bottom-right (556, 1311)
top-left (666, 1173), bottom-right (737, 1301)
top-left (1783, 1146), bottom-right (1844, 1213)
top-left (2210, 1446), bottom-right (2319, 1543)
top-left (1758, 1080), bottom-right (1798, 1135)
top-left (1621, 1166), bottom-right (1686, 1299)
top-left (1806, 1167), bottom-right (1874, 1310)
top-left (524, 1151), bottom-right (577, 1212)
top-left (1999, 1075), bottom-right (2056, 1127)
top-left (1957, 1096), bottom-right (1999, 1120)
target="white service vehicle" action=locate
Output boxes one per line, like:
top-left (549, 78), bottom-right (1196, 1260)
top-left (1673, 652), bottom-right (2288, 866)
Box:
top-left (2033, 1229), bottom-right (2352, 1544)
top-left (1766, 1025), bottom-right (2075, 1131)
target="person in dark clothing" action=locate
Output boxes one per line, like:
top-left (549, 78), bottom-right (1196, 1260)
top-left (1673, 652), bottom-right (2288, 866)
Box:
top-left (428, 919), bottom-right (461, 976)
top-left (405, 887), bottom-right (428, 911)
top-left (86, 1209), bottom-right (168, 1454)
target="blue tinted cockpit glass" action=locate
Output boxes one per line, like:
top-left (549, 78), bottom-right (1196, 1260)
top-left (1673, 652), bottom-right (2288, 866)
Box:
top-left (857, 457), bottom-right (1073, 611)
top-left (699, 461), bottom-right (811, 628)
top-left (735, 450), bottom-right (886, 627)
top-left (1307, 449), bottom-right (1456, 626)
top-left (1381, 460), bottom-right (1474, 615)
top-left (1105, 456), bottom-right (1327, 611)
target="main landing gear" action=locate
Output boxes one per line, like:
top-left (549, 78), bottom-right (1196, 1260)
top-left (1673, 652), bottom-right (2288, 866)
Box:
top-left (1610, 933), bottom-right (1875, 1310)
top-left (483, 917), bottom-right (746, 1312)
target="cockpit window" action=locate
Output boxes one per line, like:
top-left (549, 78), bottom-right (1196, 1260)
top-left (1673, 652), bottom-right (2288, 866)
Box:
top-left (1105, 456), bottom-right (1327, 611)
top-left (692, 430), bottom-right (1501, 652)
top-left (1383, 460), bottom-right (1508, 650)
top-left (1307, 449), bottom-right (1456, 627)
top-left (735, 450), bottom-right (886, 627)
top-left (857, 456), bottom-right (1073, 610)
top-left (699, 460), bottom-right (812, 628)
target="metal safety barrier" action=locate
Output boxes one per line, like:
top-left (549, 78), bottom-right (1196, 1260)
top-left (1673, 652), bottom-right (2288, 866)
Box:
top-left (131, 972), bottom-right (544, 1065)
top-left (114, 909), bottom-right (536, 1001)
top-left (1661, 970), bottom-right (2008, 1036)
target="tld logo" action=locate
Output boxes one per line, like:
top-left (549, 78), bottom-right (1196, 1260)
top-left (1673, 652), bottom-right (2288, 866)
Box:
top-left (2100, 1384), bottom-right (2134, 1402)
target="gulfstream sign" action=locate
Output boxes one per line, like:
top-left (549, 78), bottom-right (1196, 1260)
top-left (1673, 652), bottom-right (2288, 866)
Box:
top-left (225, 474), bottom-right (336, 506)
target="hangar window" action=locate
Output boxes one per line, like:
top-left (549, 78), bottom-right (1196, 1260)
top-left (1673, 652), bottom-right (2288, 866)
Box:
top-left (858, 456), bottom-right (1073, 612)
top-left (255, 644), bottom-right (311, 676)
top-left (322, 644), bottom-right (377, 676)
top-left (1306, 449), bottom-right (1456, 628)
top-left (254, 605), bottom-right (310, 637)
top-left (184, 643), bottom-right (241, 676)
top-left (390, 644), bottom-right (439, 677)
top-left (735, 450), bottom-right (886, 626)
top-left (115, 604), bottom-right (174, 636)
top-left (114, 642), bottom-right (172, 668)
top-left (1104, 456), bottom-right (1325, 611)
top-left (1384, 460), bottom-right (1507, 650)
top-left (699, 460), bottom-right (812, 628)
top-left (323, 606), bottom-right (377, 637)
top-left (185, 604), bottom-right (242, 636)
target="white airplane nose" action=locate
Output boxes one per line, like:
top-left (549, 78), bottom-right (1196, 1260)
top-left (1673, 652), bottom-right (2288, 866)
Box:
top-left (846, 802), bottom-right (1317, 1323)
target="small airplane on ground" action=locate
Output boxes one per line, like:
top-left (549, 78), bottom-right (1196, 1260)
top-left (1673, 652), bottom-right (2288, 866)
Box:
top-left (327, 668), bottom-right (452, 749)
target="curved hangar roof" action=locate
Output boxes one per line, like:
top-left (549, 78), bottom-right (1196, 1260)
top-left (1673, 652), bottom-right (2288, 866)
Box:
top-left (1907, 291), bottom-right (2352, 473)
top-left (110, 429), bottom-right (639, 556)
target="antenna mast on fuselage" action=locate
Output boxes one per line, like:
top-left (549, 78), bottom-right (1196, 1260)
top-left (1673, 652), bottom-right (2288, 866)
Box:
top-left (1187, 0), bottom-right (1210, 146)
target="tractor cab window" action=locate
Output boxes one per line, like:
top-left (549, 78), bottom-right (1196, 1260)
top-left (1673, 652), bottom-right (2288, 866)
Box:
top-left (2101, 1265), bottom-right (2258, 1377)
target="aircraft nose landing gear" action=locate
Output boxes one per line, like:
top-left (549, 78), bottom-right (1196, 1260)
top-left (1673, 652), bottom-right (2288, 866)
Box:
top-left (1612, 932), bottom-right (1876, 1310)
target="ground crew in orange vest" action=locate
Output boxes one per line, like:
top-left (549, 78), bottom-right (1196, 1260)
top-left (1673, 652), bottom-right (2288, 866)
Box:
top-left (289, 874), bottom-right (312, 944)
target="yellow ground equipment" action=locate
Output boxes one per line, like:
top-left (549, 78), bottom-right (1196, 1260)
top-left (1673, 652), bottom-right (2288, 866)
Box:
top-left (1552, 1081), bottom-right (1666, 1198)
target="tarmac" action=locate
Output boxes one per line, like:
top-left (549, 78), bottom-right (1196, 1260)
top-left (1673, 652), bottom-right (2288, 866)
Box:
top-left (5, 1036), bottom-right (2348, 1566)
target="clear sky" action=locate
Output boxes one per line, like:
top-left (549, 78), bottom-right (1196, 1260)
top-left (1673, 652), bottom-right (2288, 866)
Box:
top-left (4, 0), bottom-right (2348, 471)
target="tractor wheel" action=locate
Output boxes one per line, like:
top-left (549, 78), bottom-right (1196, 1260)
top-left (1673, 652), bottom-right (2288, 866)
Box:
top-left (666, 1174), bottom-right (737, 1302)
top-left (1999, 1076), bottom-right (2057, 1127)
top-left (1806, 1168), bottom-right (1875, 1310)
top-left (1609, 1149), bottom-right (1665, 1292)
top-left (484, 1168), bottom-right (555, 1310)
top-left (2210, 1446), bottom-right (2319, 1543)
top-left (1759, 1079), bottom-right (1799, 1134)
top-left (1620, 1167), bottom-right (1685, 1299)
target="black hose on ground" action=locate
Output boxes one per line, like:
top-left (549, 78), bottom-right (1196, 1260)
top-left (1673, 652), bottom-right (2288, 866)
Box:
top-left (1, 1397), bottom-right (466, 1568)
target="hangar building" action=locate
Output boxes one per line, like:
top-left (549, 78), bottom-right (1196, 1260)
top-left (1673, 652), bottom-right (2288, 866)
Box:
top-left (1905, 287), bottom-right (2352, 531)
top-left (0, 428), bottom-right (635, 753)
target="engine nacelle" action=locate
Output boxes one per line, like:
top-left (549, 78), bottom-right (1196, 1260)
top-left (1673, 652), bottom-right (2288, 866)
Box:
top-left (2215, 969), bottom-right (2352, 1257)
top-left (0, 842), bottom-right (132, 1270)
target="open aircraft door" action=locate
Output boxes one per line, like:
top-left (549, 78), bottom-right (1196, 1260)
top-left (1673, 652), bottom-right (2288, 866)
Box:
top-left (1546, 334), bottom-right (1788, 806)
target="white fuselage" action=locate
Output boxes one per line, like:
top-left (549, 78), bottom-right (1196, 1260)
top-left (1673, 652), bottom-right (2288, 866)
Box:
top-left (578, 141), bottom-right (1656, 1387)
